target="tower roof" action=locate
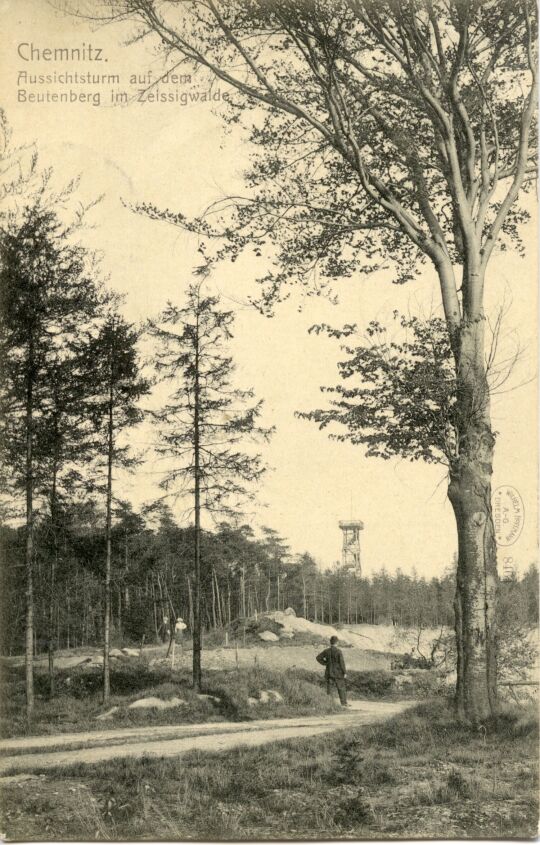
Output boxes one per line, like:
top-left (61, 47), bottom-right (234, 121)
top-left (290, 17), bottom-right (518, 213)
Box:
top-left (339, 520), bottom-right (364, 530)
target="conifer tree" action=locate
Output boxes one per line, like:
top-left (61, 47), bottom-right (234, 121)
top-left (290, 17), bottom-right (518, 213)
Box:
top-left (85, 313), bottom-right (150, 704)
top-left (148, 282), bottom-right (273, 689)
top-left (0, 187), bottom-right (102, 717)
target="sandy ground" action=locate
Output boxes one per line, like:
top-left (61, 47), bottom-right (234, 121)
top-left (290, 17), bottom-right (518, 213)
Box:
top-left (1, 621), bottom-right (459, 675)
top-left (186, 643), bottom-right (390, 672)
top-left (0, 700), bottom-right (414, 777)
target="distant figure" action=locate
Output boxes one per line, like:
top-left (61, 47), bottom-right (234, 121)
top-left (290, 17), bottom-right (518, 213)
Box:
top-left (175, 618), bottom-right (187, 642)
top-left (316, 635), bottom-right (349, 707)
top-left (158, 616), bottom-right (170, 643)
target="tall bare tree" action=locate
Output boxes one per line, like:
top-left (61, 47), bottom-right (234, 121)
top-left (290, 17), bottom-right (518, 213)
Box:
top-left (73, 0), bottom-right (536, 721)
top-left (148, 283), bottom-right (272, 689)
top-left (86, 314), bottom-right (149, 704)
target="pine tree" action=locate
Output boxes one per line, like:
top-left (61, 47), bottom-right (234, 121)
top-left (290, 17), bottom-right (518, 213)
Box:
top-left (148, 282), bottom-right (273, 689)
top-left (0, 190), bottom-right (102, 717)
top-left (85, 313), bottom-right (150, 704)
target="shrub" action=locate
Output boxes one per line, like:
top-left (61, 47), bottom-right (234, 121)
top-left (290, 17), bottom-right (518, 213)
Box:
top-left (483, 702), bottom-right (539, 739)
top-left (345, 670), bottom-right (395, 698)
top-left (445, 768), bottom-right (472, 799)
top-left (331, 738), bottom-right (398, 787)
top-left (333, 790), bottom-right (374, 827)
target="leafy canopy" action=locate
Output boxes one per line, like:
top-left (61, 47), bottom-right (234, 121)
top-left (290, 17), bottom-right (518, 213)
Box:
top-left (96, 0), bottom-right (537, 317)
top-left (298, 314), bottom-right (457, 465)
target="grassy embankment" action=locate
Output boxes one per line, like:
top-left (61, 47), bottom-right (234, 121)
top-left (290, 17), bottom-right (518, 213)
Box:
top-left (0, 699), bottom-right (537, 840)
top-left (0, 660), bottom-right (351, 738)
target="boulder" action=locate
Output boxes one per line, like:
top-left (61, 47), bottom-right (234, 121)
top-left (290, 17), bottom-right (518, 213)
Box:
top-left (109, 648), bottom-right (124, 658)
top-left (259, 689), bottom-right (284, 704)
top-left (196, 693), bottom-right (220, 704)
top-left (244, 616), bottom-right (283, 636)
top-left (393, 674), bottom-right (413, 687)
top-left (96, 706), bottom-right (120, 720)
top-left (247, 697), bottom-right (259, 707)
top-left (258, 630), bottom-right (279, 642)
top-left (58, 656), bottom-right (93, 670)
top-left (122, 647), bottom-right (140, 657)
top-left (283, 607), bottom-right (296, 617)
top-left (279, 631), bottom-right (294, 639)
top-left (128, 696), bottom-right (185, 710)
top-left (88, 655), bottom-right (104, 667)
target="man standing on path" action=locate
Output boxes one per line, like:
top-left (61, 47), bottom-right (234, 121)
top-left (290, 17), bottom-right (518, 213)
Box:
top-left (316, 635), bottom-right (349, 707)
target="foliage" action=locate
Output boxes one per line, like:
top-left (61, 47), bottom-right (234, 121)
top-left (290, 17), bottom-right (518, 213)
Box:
top-left (94, 0), bottom-right (538, 310)
top-left (148, 283), bottom-right (273, 519)
top-left (0, 186), bottom-right (103, 511)
top-left (497, 567), bottom-right (539, 684)
top-left (84, 313), bottom-right (150, 478)
top-left (0, 663), bottom-right (339, 738)
top-left (300, 314), bottom-right (456, 465)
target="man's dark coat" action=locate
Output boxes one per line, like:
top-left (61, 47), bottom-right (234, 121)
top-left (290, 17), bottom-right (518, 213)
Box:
top-left (316, 645), bottom-right (346, 679)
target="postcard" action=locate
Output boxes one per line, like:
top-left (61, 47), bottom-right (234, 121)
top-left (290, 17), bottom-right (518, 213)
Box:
top-left (0, 1), bottom-right (537, 840)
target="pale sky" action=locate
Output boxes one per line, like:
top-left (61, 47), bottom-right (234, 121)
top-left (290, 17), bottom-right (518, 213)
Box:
top-left (1, 0), bottom-right (537, 577)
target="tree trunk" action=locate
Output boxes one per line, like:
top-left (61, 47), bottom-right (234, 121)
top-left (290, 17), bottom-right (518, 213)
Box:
top-left (117, 584), bottom-right (122, 644)
top-left (24, 342), bottom-right (35, 720)
top-left (48, 548), bottom-right (57, 696)
top-left (211, 569), bottom-right (217, 628)
top-left (192, 304), bottom-right (202, 690)
top-left (214, 569), bottom-right (224, 628)
top-left (241, 566), bottom-right (246, 618)
top-left (448, 311), bottom-right (498, 722)
top-left (152, 582), bottom-right (160, 642)
top-left (102, 377), bottom-right (114, 705)
top-left (265, 575), bottom-right (271, 612)
top-left (187, 576), bottom-right (194, 633)
top-left (48, 446), bottom-right (59, 698)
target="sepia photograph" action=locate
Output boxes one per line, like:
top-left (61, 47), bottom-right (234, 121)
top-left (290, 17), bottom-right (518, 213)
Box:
top-left (0, 0), bottom-right (538, 840)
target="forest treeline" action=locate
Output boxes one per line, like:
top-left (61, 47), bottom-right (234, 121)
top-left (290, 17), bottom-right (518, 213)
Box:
top-left (1, 501), bottom-right (538, 656)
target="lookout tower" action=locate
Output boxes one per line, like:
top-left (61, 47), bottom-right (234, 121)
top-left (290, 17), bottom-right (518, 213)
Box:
top-left (339, 519), bottom-right (364, 576)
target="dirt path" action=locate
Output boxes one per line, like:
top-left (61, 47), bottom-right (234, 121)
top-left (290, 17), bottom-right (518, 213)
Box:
top-left (0, 700), bottom-right (414, 776)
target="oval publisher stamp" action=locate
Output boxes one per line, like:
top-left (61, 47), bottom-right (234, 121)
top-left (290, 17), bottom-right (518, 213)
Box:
top-left (493, 485), bottom-right (525, 547)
